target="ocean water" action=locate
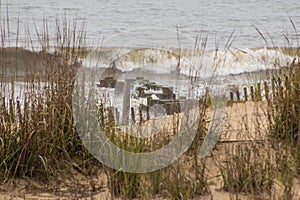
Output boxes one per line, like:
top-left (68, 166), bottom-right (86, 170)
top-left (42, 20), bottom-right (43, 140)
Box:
top-left (1, 0), bottom-right (300, 106)
top-left (2, 0), bottom-right (300, 49)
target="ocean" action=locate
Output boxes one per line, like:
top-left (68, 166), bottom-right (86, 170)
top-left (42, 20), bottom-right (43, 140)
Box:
top-left (2, 0), bottom-right (300, 49)
top-left (1, 0), bottom-right (300, 113)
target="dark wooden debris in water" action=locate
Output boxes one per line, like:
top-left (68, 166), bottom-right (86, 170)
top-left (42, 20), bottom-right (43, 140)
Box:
top-left (97, 76), bottom-right (182, 124)
top-left (97, 77), bottom-right (117, 88)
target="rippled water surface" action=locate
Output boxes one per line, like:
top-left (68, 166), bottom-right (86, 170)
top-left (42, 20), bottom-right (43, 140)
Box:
top-left (2, 0), bottom-right (300, 48)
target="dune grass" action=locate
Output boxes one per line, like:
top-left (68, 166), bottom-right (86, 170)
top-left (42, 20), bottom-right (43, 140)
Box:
top-left (0, 14), bottom-right (214, 199)
top-left (0, 17), bottom-right (94, 183)
top-left (1, 13), bottom-right (300, 200)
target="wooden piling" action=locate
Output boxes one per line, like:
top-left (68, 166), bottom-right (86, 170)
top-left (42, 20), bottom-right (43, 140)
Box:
top-left (230, 92), bottom-right (234, 101)
top-left (122, 79), bottom-right (132, 125)
top-left (146, 106), bottom-right (150, 120)
top-left (131, 107), bottom-right (136, 124)
top-left (243, 87), bottom-right (248, 101)
top-left (250, 86), bottom-right (254, 101)
top-left (236, 90), bottom-right (240, 101)
top-left (256, 83), bottom-right (262, 101)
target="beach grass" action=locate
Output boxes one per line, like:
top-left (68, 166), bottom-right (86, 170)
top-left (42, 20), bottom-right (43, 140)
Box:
top-left (0, 16), bottom-right (95, 183)
top-left (1, 14), bottom-right (300, 200)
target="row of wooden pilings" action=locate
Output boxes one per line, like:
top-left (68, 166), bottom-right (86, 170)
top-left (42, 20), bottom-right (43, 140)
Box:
top-left (228, 75), bottom-right (289, 102)
top-left (104, 102), bottom-right (181, 126)
top-left (103, 105), bottom-right (151, 126)
top-left (102, 75), bottom-right (290, 125)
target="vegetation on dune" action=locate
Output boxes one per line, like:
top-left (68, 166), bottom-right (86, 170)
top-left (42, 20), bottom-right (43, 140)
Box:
top-left (0, 17), bottom-right (94, 183)
top-left (0, 15), bottom-right (214, 199)
top-left (1, 13), bottom-right (300, 199)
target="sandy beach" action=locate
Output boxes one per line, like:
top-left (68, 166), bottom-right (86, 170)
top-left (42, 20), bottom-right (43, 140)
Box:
top-left (2, 100), bottom-right (298, 200)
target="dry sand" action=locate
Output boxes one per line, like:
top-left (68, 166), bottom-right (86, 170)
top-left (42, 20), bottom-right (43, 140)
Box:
top-left (221, 101), bottom-right (268, 141)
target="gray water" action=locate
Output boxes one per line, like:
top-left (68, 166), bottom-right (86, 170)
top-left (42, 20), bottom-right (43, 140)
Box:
top-left (1, 0), bottom-right (299, 102)
top-left (2, 0), bottom-right (300, 49)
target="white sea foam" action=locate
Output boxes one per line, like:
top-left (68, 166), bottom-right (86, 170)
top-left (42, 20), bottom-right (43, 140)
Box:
top-left (3, 47), bottom-right (297, 112)
top-left (83, 47), bottom-right (298, 78)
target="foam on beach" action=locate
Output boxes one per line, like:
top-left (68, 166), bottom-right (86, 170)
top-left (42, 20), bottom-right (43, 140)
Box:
top-left (82, 47), bottom-right (298, 78)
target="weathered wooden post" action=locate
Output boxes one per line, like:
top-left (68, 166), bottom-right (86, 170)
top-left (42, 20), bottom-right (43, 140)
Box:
top-left (230, 92), bottom-right (234, 101)
top-left (146, 106), bottom-right (150, 120)
top-left (257, 83), bottom-right (262, 101)
top-left (122, 79), bottom-right (132, 125)
top-left (250, 86), bottom-right (255, 101)
top-left (131, 107), bottom-right (136, 124)
top-left (243, 87), bottom-right (248, 101)
top-left (236, 90), bottom-right (240, 101)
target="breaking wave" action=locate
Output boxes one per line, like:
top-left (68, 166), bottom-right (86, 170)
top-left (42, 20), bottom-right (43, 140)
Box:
top-left (83, 47), bottom-right (298, 78)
